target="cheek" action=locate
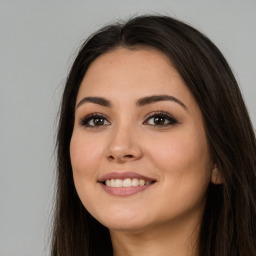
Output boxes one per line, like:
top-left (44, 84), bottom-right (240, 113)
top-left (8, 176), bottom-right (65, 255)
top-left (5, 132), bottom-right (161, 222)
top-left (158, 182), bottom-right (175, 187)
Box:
top-left (150, 130), bottom-right (210, 167)
top-left (70, 132), bottom-right (101, 176)
top-left (69, 132), bottom-right (104, 211)
top-left (148, 128), bottom-right (212, 198)
top-left (69, 132), bottom-right (104, 206)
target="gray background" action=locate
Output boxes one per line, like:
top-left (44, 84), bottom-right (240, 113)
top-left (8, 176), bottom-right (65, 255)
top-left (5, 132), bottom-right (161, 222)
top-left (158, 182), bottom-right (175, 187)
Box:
top-left (0, 1), bottom-right (255, 255)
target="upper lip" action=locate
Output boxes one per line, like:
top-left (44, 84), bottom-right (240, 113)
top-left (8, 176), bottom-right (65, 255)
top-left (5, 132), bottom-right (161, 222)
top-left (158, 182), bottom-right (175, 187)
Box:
top-left (98, 172), bottom-right (156, 183)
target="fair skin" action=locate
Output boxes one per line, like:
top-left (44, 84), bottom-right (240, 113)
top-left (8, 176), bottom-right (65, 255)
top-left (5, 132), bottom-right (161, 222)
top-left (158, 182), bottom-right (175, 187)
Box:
top-left (70, 47), bottom-right (214, 256)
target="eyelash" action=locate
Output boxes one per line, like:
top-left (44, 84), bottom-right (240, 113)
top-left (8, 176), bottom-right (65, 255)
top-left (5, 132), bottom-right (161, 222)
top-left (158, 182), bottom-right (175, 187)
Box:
top-left (79, 111), bottom-right (178, 128)
top-left (143, 111), bottom-right (178, 127)
top-left (79, 113), bottom-right (111, 127)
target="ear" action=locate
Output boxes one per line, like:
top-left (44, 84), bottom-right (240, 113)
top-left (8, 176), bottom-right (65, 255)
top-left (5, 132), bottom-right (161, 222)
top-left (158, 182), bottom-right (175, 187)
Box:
top-left (211, 167), bottom-right (222, 185)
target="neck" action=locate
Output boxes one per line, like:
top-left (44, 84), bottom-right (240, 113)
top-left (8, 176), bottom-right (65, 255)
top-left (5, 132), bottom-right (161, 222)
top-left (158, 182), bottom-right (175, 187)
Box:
top-left (110, 216), bottom-right (200, 256)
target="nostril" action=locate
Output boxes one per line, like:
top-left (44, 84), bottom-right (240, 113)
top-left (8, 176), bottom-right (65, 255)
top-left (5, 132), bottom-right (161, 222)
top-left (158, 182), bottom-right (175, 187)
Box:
top-left (125, 154), bottom-right (134, 158)
top-left (107, 154), bottom-right (135, 161)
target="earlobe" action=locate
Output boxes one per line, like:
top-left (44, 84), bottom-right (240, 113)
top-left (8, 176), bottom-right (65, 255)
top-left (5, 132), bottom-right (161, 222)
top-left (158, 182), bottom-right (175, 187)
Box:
top-left (211, 167), bottom-right (222, 185)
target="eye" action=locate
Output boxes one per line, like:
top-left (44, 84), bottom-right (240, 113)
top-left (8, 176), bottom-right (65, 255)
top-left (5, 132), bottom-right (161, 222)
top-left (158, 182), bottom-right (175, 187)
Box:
top-left (143, 111), bottom-right (178, 127)
top-left (79, 113), bottom-right (111, 127)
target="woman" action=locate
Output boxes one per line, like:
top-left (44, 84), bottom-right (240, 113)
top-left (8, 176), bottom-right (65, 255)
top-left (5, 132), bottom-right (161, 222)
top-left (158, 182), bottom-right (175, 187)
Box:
top-left (51, 15), bottom-right (256, 256)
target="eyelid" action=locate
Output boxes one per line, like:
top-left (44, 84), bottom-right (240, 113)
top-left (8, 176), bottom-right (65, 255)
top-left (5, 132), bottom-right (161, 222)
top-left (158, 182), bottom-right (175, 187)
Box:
top-left (79, 112), bottom-right (111, 127)
top-left (78, 110), bottom-right (178, 128)
top-left (143, 110), bottom-right (179, 126)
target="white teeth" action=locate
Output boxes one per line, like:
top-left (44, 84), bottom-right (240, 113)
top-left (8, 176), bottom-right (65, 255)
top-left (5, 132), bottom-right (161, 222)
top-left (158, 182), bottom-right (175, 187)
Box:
top-left (139, 179), bottom-right (145, 186)
top-left (123, 178), bottom-right (132, 187)
top-left (115, 179), bottom-right (122, 187)
top-left (132, 178), bottom-right (139, 186)
top-left (105, 178), bottom-right (152, 187)
top-left (110, 179), bottom-right (115, 187)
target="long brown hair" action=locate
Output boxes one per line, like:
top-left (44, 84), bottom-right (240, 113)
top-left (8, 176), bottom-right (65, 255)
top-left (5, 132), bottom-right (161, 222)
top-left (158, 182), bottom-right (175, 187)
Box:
top-left (51, 15), bottom-right (256, 256)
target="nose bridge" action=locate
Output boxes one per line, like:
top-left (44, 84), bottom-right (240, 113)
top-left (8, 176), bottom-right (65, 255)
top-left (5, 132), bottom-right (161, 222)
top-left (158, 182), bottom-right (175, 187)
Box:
top-left (106, 118), bottom-right (142, 162)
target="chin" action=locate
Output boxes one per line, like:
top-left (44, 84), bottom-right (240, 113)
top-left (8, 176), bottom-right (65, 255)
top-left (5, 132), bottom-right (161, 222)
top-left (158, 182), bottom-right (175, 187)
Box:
top-left (96, 211), bottom-right (150, 233)
top-left (106, 222), bottom-right (150, 233)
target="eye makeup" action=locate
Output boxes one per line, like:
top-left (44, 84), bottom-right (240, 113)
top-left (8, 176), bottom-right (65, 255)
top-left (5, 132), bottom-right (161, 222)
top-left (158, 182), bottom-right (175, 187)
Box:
top-left (79, 113), bottom-right (111, 127)
top-left (78, 109), bottom-right (179, 129)
top-left (143, 110), bottom-right (179, 127)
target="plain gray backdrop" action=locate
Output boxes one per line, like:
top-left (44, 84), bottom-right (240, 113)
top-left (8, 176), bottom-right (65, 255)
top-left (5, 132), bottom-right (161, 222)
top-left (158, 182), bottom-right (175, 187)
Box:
top-left (0, 1), bottom-right (255, 255)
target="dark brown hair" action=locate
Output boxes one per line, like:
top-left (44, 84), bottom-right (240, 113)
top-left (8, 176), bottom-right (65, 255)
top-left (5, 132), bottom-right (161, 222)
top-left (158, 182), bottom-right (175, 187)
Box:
top-left (51, 15), bottom-right (256, 256)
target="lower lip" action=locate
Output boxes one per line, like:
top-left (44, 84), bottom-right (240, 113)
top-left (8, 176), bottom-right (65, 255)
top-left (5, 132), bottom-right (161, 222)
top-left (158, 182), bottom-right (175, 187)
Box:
top-left (99, 183), bottom-right (154, 196)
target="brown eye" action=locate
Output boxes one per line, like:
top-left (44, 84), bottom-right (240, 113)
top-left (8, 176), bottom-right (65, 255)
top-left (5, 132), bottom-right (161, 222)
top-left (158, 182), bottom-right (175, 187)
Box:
top-left (153, 116), bottom-right (166, 125)
top-left (143, 112), bottom-right (178, 127)
top-left (93, 118), bottom-right (105, 126)
top-left (80, 114), bottom-right (111, 127)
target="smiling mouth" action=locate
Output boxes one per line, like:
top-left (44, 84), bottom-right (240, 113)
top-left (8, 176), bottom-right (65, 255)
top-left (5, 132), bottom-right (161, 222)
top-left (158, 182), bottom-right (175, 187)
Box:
top-left (98, 172), bottom-right (156, 196)
top-left (103, 178), bottom-right (155, 188)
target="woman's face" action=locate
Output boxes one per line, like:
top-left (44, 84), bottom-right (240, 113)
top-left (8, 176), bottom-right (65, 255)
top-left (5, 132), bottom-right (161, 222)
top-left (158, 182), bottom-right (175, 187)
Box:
top-left (70, 47), bottom-right (213, 233)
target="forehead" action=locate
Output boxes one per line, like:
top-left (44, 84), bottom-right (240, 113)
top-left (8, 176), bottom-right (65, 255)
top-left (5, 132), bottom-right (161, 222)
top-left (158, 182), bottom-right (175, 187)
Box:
top-left (76, 47), bottom-right (194, 107)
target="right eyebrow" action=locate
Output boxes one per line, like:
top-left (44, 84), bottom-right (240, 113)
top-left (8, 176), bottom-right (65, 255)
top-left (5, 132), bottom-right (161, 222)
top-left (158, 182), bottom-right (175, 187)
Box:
top-left (76, 97), bottom-right (112, 108)
top-left (136, 95), bottom-right (187, 110)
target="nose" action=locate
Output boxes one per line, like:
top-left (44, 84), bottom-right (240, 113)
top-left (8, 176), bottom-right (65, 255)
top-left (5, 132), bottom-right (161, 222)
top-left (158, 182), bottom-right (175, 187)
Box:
top-left (106, 125), bottom-right (143, 163)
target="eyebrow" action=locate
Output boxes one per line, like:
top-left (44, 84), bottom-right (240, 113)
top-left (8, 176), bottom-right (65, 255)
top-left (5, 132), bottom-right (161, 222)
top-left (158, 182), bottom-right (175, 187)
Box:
top-left (136, 95), bottom-right (187, 109)
top-left (76, 94), bottom-right (187, 110)
top-left (77, 97), bottom-right (112, 108)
